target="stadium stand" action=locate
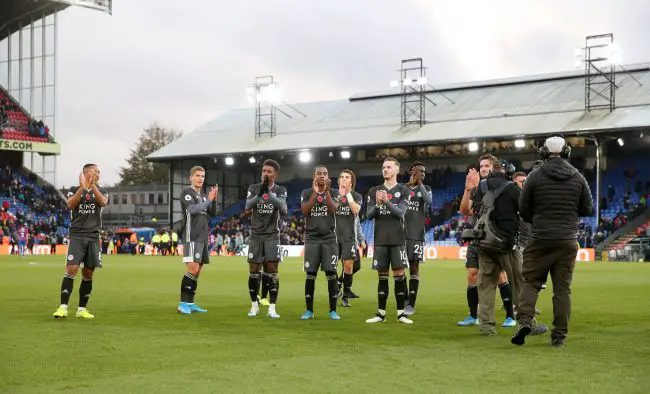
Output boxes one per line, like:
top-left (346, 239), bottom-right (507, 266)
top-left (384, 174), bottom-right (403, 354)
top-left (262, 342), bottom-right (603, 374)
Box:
top-left (0, 89), bottom-right (52, 143)
top-left (205, 153), bottom-right (650, 248)
top-left (0, 164), bottom-right (69, 250)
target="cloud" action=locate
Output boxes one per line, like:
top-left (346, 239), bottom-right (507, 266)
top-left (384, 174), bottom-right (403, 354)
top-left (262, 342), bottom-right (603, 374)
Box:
top-left (48, 0), bottom-right (650, 187)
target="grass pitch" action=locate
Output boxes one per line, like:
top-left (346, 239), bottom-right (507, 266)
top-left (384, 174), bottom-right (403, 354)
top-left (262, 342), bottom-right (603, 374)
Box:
top-left (1, 255), bottom-right (649, 393)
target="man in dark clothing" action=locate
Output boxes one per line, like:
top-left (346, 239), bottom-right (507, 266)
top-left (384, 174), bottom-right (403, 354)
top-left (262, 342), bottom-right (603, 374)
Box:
top-left (512, 136), bottom-right (593, 348)
top-left (474, 161), bottom-right (522, 336)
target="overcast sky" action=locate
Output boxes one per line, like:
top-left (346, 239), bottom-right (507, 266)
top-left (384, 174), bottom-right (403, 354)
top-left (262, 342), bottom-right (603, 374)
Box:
top-left (52, 0), bottom-right (650, 188)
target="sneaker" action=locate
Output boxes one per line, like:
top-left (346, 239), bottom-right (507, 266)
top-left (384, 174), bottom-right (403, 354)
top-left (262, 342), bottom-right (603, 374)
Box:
top-left (531, 324), bottom-right (548, 336)
top-left (347, 291), bottom-right (360, 299)
top-left (300, 310), bottom-right (314, 320)
top-left (365, 312), bottom-right (386, 323)
top-left (76, 308), bottom-right (95, 319)
top-left (53, 306), bottom-right (68, 319)
top-left (177, 302), bottom-right (191, 315)
top-left (511, 324), bottom-right (532, 346)
top-left (551, 337), bottom-right (566, 348)
top-left (502, 317), bottom-right (516, 328)
top-left (187, 303), bottom-right (207, 313)
top-left (458, 315), bottom-right (478, 326)
top-left (404, 305), bottom-right (415, 316)
top-left (259, 298), bottom-right (271, 307)
top-left (397, 313), bottom-right (413, 324)
top-left (267, 310), bottom-right (281, 319)
top-left (329, 310), bottom-right (341, 320)
top-left (340, 297), bottom-right (351, 308)
top-left (248, 305), bottom-right (259, 317)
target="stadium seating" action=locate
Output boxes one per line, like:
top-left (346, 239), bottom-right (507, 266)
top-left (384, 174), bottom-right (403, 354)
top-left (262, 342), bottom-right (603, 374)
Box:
top-left (0, 90), bottom-right (50, 143)
top-left (0, 165), bottom-right (69, 246)
top-left (208, 155), bottom-right (650, 247)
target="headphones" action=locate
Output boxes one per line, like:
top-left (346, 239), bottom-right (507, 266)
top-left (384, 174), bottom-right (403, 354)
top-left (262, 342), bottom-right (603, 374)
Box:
top-left (501, 159), bottom-right (516, 179)
top-left (539, 134), bottom-right (571, 160)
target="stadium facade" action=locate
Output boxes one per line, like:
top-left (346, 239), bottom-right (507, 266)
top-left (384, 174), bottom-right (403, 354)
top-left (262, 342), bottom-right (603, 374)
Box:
top-left (0, 0), bottom-right (111, 185)
top-left (149, 64), bottom-right (650, 232)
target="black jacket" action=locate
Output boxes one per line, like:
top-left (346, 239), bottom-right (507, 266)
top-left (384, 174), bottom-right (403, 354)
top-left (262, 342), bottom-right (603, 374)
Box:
top-left (473, 172), bottom-right (521, 247)
top-left (519, 157), bottom-right (593, 240)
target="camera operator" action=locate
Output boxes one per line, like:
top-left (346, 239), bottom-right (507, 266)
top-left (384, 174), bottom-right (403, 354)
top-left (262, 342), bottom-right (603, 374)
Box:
top-left (458, 155), bottom-right (516, 328)
top-left (466, 160), bottom-right (522, 336)
top-left (512, 136), bottom-right (593, 348)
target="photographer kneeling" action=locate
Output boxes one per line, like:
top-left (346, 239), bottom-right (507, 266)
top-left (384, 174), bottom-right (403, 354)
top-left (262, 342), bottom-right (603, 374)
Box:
top-left (462, 160), bottom-right (521, 336)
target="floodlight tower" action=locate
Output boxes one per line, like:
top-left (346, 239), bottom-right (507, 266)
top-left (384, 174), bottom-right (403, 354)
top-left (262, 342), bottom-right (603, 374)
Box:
top-left (392, 58), bottom-right (428, 127)
top-left (248, 76), bottom-right (278, 139)
top-left (582, 33), bottom-right (617, 112)
top-left (246, 76), bottom-right (307, 140)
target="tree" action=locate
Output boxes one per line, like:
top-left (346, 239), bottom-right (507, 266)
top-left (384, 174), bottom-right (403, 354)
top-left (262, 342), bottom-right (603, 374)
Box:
top-left (119, 123), bottom-right (182, 185)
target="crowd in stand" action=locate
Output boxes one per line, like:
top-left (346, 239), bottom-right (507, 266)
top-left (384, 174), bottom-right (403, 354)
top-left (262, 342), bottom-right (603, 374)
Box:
top-left (3, 157), bottom-right (650, 253)
top-left (208, 162), bottom-right (650, 248)
top-left (209, 210), bottom-right (306, 251)
top-left (0, 95), bottom-right (50, 140)
top-left (0, 165), bottom-right (67, 251)
top-left (27, 120), bottom-right (50, 139)
top-left (0, 98), bottom-right (18, 130)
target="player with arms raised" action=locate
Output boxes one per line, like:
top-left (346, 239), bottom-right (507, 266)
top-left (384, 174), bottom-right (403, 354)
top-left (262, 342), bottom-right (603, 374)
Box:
top-left (365, 157), bottom-right (413, 324)
top-left (403, 162), bottom-right (432, 316)
top-left (53, 164), bottom-right (108, 319)
top-left (334, 169), bottom-right (363, 307)
top-left (300, 165), bottom-right (341, 320)
top-left (177, 166), bottom-right (218, 315)
top-left (244, 159), bottom-right (287, 319)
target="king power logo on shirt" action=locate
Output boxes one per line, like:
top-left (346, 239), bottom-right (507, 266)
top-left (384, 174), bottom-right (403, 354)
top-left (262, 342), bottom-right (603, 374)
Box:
top-left (310, 205), bottom-right (329, 217)
top-left (78, 203), bottom-right (97, 215)
top-left (256, 201), bottom-right (275, 215)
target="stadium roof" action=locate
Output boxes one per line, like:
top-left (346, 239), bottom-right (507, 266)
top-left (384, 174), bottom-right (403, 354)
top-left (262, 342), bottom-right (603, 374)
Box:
top-left (0, 1), bottom-right (68, 41)
top-left (148, 63), bottom-right (650, 162)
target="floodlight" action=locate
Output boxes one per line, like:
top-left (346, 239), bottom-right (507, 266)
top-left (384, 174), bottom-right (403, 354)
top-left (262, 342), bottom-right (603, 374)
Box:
top-left (247, 82), bottom-right (284, 105)
top-left (389, 80), bottom-right (399, 88)
top-left (299, 151), bottom-right (311, 163)
top-left (225, 157), bottom-right (235, 166)
top-left (249, 156), bottom-right (256, 164)
top-left (574, 48), bottom-right (585, 69)
top-left (514, 139), bottom-right (525, 148)
top-left (245, 87), bottom-right (255, 103)
top-left (340, 150), bottom-right (351, 159)
top-left (607, 43), bottom-right (622, 65)
top-left (416, 77), bottom-right (428, 85)
top-left (617, 138), bottom-right (624, 146)
top-left (403, 78), bottom-right (413, 86)
top-left (468, 142), bottom-right (479, 152)
top-left (260, 83), bottom-right (283, 104)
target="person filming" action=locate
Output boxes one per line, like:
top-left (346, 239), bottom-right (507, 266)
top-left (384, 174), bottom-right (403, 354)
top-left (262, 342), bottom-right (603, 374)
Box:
top-left (512, 135), bottom-right (593, 348)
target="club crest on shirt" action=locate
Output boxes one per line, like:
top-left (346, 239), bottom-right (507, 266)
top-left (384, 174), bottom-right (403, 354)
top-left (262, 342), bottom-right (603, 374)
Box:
top-left (387, 194), bottom-right (393, 200)
top-left (410, 191), bottom-right (415, 197)
top-left (341, 197), bottom-right (347, 203)
top-left (395, 192), bottom-right (401, 198)
top-left (317, 196), bottom-right (323, 203)
top-left (263, 193), bottom-right (269, 200)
